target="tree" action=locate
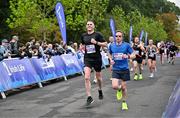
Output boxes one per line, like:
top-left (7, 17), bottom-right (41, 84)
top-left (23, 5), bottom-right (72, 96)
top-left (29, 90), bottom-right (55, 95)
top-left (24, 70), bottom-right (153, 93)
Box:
top-left (0, 0), bottom-right (10, 39)
top-left (59, 0), bottom-right (109, 43)
top-left (6, 0), bottom-right (57, 43)
top-left (156, 13), bottom-right (179, 41)
top-left (107, 0), bottom-right (180, 17)
top-left (109, 8), bottom-right (167, 42)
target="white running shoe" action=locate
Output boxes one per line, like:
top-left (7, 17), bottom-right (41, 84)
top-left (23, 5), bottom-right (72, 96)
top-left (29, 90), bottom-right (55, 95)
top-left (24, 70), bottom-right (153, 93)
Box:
top-left (151, 73), bottom-right (154, 78)
top-left (130, 68), bottom-right (133, 72)
top-left (149, 73), bottom-right (154, 78)
top-left (93, 79), bottom-right (97, 84)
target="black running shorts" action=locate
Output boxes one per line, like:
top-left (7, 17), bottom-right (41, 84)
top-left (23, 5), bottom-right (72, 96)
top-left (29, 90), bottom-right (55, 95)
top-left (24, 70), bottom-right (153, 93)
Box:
top-left (112, 70), bottom-right (130, 81)
top-left (133, 58), bottom-right (143, 64)
top-left (84, 60), bottom-right (102, 72)
top-left (148, 56), bottom-right (156, 61)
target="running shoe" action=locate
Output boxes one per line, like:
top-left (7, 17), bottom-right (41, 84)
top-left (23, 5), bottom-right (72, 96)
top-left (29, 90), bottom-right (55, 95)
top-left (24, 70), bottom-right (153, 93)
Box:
top-left (93, 79), bottom-right (97, 84)
top-left (134, 74), bottom-right (138, 80)
top-left (149, 73), bottom-right (154, 78)
top-left (130, 68), bottom-right (133, 72)
top-left (116, 89), bottom-right (122, 101)
top-left (98, 90), bottom-right (103, 100)
top-left (86, 96), bottom-right (94, 106)
top-left (122, 101), bottom-right (128, 110)
top-left (139, 74), bottom-right (143, 80)
top-left (151, 73), bottom-right (154, 78)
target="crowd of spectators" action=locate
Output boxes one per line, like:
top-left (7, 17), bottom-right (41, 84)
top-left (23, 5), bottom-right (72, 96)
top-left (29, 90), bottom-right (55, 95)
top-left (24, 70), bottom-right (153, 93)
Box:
top-left (0, 36), bottom-right (87, 61)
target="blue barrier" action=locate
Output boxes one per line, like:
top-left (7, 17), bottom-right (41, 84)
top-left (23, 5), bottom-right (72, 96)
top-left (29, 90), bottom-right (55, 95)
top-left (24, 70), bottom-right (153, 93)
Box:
top-left (30, 57), bottom-right (60, 81)
top-left (162, 79), bottom-right (180, 118)
top-left (0, 58), bottom-right (41, 91)
top-left (51, 56), bottom-right (66, 78)
top-left (61, 54), bottom-right (83, 76)
top-left (0, 53), bottom-right (109, 98)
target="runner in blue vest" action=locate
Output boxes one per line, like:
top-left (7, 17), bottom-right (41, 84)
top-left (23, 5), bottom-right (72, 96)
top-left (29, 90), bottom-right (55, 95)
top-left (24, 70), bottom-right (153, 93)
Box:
top-left (108, 30), bottom-right (135, 110)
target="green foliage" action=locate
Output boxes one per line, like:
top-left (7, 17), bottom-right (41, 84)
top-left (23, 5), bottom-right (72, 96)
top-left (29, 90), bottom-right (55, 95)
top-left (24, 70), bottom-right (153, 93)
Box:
top-left (59, 0), bottom-right (109, 42)
top-left (3, 0), bottom-right (178, 44)
top-left (109, 8), bottom-right (167, 42)
top-left (0, 0), bottom-right (10, 38)
top-left (7, 0), bottom-right (57, 42)
top-left (156, 13), bottom-right (179, 41)
top-left (107, 0), bottom-right (180, 17)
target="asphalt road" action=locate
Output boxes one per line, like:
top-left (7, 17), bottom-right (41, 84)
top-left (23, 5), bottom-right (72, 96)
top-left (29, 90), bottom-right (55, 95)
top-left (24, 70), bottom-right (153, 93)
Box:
top-left (0, 57), bottom-right (179, 118)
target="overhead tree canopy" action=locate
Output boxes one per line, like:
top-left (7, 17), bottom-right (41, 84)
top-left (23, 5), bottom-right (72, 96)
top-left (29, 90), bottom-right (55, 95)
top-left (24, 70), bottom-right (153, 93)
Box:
top-left (1, 0), bottom-right (180, 43)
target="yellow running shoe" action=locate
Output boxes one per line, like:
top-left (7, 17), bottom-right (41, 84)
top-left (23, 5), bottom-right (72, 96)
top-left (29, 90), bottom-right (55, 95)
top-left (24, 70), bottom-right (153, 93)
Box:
top-left (116, 89), bottom-right (122, 101)
top-left (122, 101), bottom-right (128, 110)
top-left (139, 74), bottom-right (143, 80)
top-left (134, 74), bottom-right (138, 80)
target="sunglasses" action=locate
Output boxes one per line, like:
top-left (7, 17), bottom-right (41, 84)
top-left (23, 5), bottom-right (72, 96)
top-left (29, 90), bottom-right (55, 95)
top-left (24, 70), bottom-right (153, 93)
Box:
top-left (116, 35), bottom-right (122, 37)
top-left (87, 24), bottom-right (93, 25)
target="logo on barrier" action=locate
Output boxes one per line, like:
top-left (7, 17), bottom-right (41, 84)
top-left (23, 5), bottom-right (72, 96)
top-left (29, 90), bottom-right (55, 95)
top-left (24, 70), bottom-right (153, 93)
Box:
top-left (62, 57), bottom-right (75, 66)
top-left (2, 62), bottom-right (25, 74)
top-left (41, 59), bottom-right (55, 69)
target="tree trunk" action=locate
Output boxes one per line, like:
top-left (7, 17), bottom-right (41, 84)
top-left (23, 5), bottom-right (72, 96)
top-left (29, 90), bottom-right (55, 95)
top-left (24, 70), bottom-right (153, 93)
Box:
top-left (43, 32), bottom-right (46, 41)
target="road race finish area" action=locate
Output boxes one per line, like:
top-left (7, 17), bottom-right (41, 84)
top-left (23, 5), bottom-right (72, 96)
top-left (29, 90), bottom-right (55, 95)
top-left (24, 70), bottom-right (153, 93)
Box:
top-left (0, 57), bottom-right (179, 118)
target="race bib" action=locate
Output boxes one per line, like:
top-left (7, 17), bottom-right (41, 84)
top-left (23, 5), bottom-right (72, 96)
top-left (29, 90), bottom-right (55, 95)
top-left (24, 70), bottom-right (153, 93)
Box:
top-left (135, 50), bottom-right (139, 55)
top-left (113, 53), bottom-right (123, 60)
top-left (170, 51), bottom-right (175, 54)
top-left (141, 52), bottom-right (144, 55)
top-left (86, 45), bottom-right (96, 54)
top-left (149, 53), bottom-right (155, 58)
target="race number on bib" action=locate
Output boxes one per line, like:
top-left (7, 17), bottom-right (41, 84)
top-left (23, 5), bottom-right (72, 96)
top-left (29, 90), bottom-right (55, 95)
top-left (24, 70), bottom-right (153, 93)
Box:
top-left (135, 50), bottom-right (139, 55)
top-left (149, 53), bottom-right (155, 58)
top-left (86, 45), bottom-right (96, 54)
top-left (141, 52), bottom-right (144, 55)
top-left (113, 53), bottom-right (123, 60)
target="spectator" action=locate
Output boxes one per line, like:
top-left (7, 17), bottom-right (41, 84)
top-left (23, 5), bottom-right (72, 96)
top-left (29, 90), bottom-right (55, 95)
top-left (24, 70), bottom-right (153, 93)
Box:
top-left (38, 41), bottom-right (46, 58)
top-left (0, 39), bottom-right (11, 59)
top-left (53, 43), bottom-right (65, 55)
top-left (31, 45), bottom-right (39, 56)
top-left (29, 37), bottom-right (36, 47)
top-left (10, 35), bottom-right (19, 57)
top-left (63, 44), bottom-right (73, 54)
top-left (68, 41), bottom-right (76, 54)
top-left (44, 44), bottom-right (55, 61)
top-left (73, 42), bottom-right (78, 52)
top-left (18, 43), bottom-right (27, 59)
top-left (107, 36), bottom-right (114, 49)
top-left (25, 42), bottom-right (33, 58)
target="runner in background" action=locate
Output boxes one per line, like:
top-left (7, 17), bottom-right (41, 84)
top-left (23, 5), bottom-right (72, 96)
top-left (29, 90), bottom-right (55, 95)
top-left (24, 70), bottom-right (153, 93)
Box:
top-left (169, 42), bottom-right (178, 65)
top-left (146, 40), bottom-right (158, 78)
top-left (132, 37), bottom-right (145, 80)
top-left (159, 41), bottom-right (165, 64)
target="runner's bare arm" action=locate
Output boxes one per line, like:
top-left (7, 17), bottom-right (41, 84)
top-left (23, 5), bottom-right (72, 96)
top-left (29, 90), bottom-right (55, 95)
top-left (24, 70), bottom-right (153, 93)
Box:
top-left (91, 38), bottom-right (107, 47)
top-left (129, 53), bottom-right (136, 59)
top-left (154, 45), bottom-right (159, 54)
top-left (107, 52), bottom-right (114, 64)
top-left (140, 44), bottom-right (145, 51)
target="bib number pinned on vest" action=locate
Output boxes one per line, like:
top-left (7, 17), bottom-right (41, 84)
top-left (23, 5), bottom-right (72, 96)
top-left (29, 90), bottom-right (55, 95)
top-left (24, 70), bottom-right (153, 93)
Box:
top-left (86, 45), bottom-right (96, 54)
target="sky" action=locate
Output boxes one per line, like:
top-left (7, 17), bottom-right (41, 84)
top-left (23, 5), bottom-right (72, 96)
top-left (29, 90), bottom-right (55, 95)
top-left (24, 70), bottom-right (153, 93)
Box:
top-left (167, 0), bottom-right (180, 8)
